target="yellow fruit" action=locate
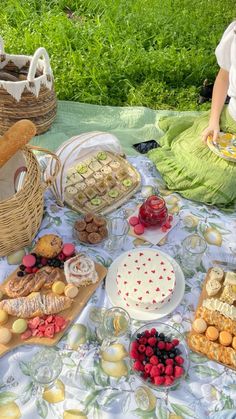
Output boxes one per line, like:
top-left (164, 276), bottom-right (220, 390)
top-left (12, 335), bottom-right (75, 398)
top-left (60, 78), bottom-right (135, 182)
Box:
top-left (7, 249), bottom-right (25, 265)
top-left (12, 319), bottom-right (27, 334)
top-left (203, 227), bottom-right (222, 246)
top-left (133, 238), bottom-right (149, 247)
top-left (101, 359), bottom-right (128, 377)
top-left (183, 215), bottom-right (199, 228)
top-left (67, 324), bottom-right (87, 350)
top-left (134, 386), bottom-right (156, 411)
top-left (169, 205), bottom-right (180, 214)
top-left (43, 379), bottom-right (65, 403)
top-left (63, 410), bottom-right (87, 419)
top-left (0, 327), bottom-right (12, 344)
top-left (0, 309), bottom-right (8, 325)
top-left (52, 281), bottom-right (66, 295)
top-left (164, 195), bottom-right (179, 205)
top-left (158, 236), bottom-right (167, 246)
top-left (0, 401), bottom-right (21, 418)
top-left (101, 343), bottom-right (128, 362)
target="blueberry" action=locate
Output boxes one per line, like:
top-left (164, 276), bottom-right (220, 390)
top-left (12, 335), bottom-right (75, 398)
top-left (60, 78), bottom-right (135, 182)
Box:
top-left (169, 353), bottom-right (175, 358)
top-left (54, 260), bottom-right (61, 267)
top-left (156, 349), bottom-right (161, 356)
top-left (48, 260), bottom-right (53, 266)
top-left (17, 271), bottom-right (24, 277)
top-left (36, 257), bottom-right (41, 264)
top-left (37, 263), bottom-right (43, 269)
top-left (155, 332), bottom-right (159, 337)
top-left (159, 333), bottom-right (165, 340)
top-left (163, 354), bottom-right (168, 360)
top-left (31, 252), bottom-right (37, 257)
top-left (19, 264), bottom-right (25, 271)
top-left (137, 333), bottom-right (141, 338)
top-left (174, 348), bottom-right (181, 355)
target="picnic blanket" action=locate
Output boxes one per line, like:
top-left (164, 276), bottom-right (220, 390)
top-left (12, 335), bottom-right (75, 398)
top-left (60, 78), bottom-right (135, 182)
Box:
top-left (0, 154), bottom-right (236, 419)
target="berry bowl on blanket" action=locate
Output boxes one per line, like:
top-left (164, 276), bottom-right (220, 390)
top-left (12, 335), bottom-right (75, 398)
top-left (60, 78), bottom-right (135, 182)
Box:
top-left (129, 322), bottom-right (189, 389)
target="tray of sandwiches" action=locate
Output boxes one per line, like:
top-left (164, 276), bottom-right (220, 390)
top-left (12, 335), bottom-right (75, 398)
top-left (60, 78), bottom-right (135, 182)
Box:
top-left (188, 267), bottom-right (236, 370)
top-left (64, 151), bottom-right (141, 215)
top-left (0, 234), bottom-right (107, 357)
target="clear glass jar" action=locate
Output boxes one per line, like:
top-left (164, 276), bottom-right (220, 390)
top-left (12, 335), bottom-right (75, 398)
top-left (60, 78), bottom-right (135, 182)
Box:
top-left (138, 195), bottom-right (168, 227)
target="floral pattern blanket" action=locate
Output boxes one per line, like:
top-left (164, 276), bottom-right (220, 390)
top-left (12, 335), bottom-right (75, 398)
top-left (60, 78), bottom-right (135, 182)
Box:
top-left (0, 156), bottom-right (236, 419)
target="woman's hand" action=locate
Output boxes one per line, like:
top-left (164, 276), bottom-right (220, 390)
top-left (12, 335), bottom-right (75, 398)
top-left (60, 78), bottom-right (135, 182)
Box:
top-left (202, 123), bottom-right (220, 143)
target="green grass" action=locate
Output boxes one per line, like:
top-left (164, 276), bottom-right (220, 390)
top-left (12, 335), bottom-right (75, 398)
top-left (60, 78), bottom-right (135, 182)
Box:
top-left (0, 0), bottom-right (235, 110)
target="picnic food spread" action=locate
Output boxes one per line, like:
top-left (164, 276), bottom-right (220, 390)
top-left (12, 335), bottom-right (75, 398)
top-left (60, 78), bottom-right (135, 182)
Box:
top-left (116, 249), bottom-right (176, 311)
top-left (188, 268), bottom-right (236, 369)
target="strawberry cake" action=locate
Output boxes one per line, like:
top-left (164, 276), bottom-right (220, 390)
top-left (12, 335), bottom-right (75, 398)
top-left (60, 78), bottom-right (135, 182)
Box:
top-left (116, 249), bottom-right (176, 311)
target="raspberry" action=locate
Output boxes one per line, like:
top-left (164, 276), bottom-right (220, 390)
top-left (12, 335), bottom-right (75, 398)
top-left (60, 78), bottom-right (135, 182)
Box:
top-left (174, 366), bottom-right (184, 378)
top-left (165, 342), bottom-right (174, 351)
top-left (157, 363), bottom-right (165, 374)
top-left (130, 349), bottom-right (139, 359)
top-left (165, 358), bottom-right (174, 366)
top-left (130, 341), bottom-right (139, 351)
top-left (139, 353), bottom-right (145, 362)
top-left (25, 267), bottom-right (33, 274)
top-left (150, 328), bottom-right (157, 336)
top-left (148, 337), bottom-right (157, 346)
top-left (144, 330), bottom-right (151, 338)
top-left (165, 365), bottom-right (173, 376)
top-left (133, 360), bottom-right (144, 372)
top-left (139, 337), bottom-right (147, 345)
top-left (41, 257), bottom-right (48, 266)
top-left (144, 363), bottom-right (152, 374)
top-left (154, 376), bottom-right (165, 385)
top-left (138, 344), bottom-right (146, 353)
top-left (145, 346), bottom-right (154, 357)
top-left (150, 355), bottom-right (159, 365)
top-left (164, 376), bottom-right (174, 386)
top-left (175, 356), bottom-right (184, 365)
top-left (168, 215), bottom-right (173, 222)
top-left (32, 267), bottom-right (39, 273)
top-left (172, 339), bottom-right (179, 347)
top-left (157, 341), bottom-right (165, 350)
top-left (150, 366), bottom-right (160, 377)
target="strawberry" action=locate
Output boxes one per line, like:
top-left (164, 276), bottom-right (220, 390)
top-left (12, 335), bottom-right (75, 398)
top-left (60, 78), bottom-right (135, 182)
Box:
top-left (150, 355), bottom-right (159, 365)
top-left (154, 376), bottom-right (165, 385)
top-left (165, 365), bottom-right (173, 376)
top-left (172, 338), bottom-right (179, 346)
top-left (157, 341), bottom-right (165, 350)
top-left (174, 366), bottom-right (184, 378)
top-left (175, 356), bottom-right (184, 365)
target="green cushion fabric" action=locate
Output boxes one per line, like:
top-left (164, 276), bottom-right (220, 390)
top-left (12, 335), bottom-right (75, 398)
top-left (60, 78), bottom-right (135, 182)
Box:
top-left (148, 106), bottom-right (236, 209)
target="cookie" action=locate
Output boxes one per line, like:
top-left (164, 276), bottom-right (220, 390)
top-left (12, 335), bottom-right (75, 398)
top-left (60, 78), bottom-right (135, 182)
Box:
top-left (88, 232), bottom-right (102, 244)
top-left (206, 278), bottom-right (222, 297)
top-left (99, 226), bottom-right (108, 238)
top-left (75, 220), bottom-right (86, 232)
top-left (219, 331), bottom-right (232, 346)
top-left (84, 213), bottom-right (94, 223)
top-left (78, 231), bottom-right (89, 242)
top-left (93, 216), bottom-right (106, 227)
top-left (34, 234), bottom-right (63, 258)
top-left (206, 326), bottom-right (219, 341)
top-left (86, 223), bottom-right (98, 233)
top-left (192, 318), bottom-right (207, 334)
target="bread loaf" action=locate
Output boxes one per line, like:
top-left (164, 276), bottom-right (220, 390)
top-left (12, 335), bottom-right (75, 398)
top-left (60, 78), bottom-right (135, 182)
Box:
top-left (0, 120), bottom-right (36, 168)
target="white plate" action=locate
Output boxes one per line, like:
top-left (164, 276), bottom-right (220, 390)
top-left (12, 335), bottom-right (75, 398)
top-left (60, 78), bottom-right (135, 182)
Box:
top-left (105, 248), bottom-right (185, 320)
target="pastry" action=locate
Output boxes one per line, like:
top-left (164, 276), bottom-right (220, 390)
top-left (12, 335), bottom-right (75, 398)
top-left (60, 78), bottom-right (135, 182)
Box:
top-left (220, 284), bottom-right (236, 304)
top-left (0, 327), bottom-right (12, 345)
top-left (75, 182), bottom-right (86, 191)
top-left (64, 284), bottom-right (79, 298)
top-left (196, 306), bottom-right (236, 336)
top-left (205, 326), bottom-right (219, 341)
top-left (65, 186), bottom-right (77, 198)
top-left (224, 271), bottom-right (236, 285)
top-left (34, 234), bottom-right (63, 258)
top-left (74, 192), bottom-right (87, 205)
top-left (93, 171), bottom-right (103, 180)
top-left (106, 174), bottom-right (116, 188)
top-left (202, 298), bottom-right (236, 321)
top-left (192, 318), bottom-right (207, 334)
top-left (84, 187), bottom-right (97, 199)
top-left (12, 319), bottom-right (27, 334)
top-left (89, 160), bottom-right (102, 171)
top-left (209, 267), bottom-right (224, 282)
top-left (110, 161), bottom-right (120, 169)
top-left (206, 278), bottom-right (222, 296)
top-left (96, 180), bottom-right (107, 194)
top-left (101, 166), bottom-right (112, 174)
top-left (64, 253), bottom-right (98, 287)
top-left (86, 177), bottom-right (96, 186)
top-left (232, 336), bottom-right (236, 350)
top-left (52, 281), bottom-right (66, 295)
top-left (0, 309), bottom-right (8, 325)
top-left (219, 330), bottom-right (232, 346)
top-left (0, 292), bottom-right (72, 318)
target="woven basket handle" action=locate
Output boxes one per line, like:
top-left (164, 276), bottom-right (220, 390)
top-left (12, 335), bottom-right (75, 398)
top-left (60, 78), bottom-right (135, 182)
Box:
top-left (27, 145), bottom-right (61, 190)
top-left (27, 47), bottom-right (52, 83)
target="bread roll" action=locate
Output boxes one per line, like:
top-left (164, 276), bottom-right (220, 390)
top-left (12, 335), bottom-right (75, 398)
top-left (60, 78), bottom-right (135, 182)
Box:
top-left (0, 120), bottom-right (36, 168)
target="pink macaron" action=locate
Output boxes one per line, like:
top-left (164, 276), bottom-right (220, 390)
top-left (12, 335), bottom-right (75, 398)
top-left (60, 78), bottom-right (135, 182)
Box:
top-left (134, 223), bottom-right (145, 235)
top-left (129, 216), bottom-right (139, 226)
top-left (62, 243), bottom-right (75, 257)
top-left (22, 254), bottom-right (36, 268)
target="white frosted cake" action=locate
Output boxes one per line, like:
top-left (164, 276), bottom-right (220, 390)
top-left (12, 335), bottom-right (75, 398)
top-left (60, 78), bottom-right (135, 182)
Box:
top-left (116, 249), bottom-right (176, 311)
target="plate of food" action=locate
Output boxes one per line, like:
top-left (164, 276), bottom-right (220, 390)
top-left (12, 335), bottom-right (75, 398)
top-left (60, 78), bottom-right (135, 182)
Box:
top-left (207, 132), bottom-right (236, 162)
top-left (73, 213), bottom-right (108, 246)
top-left (105, 248), bottom-right (185, 321)
top-left (188, 267), bottom-right (236, 370)
top-left (0, 234), bottom-right (107, 356)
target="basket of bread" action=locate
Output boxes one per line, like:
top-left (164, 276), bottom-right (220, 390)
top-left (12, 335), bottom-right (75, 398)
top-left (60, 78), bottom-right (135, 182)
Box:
top-left (0, 120), bottom-right (60, 257)
top-left (0, 37), bottom-right (56, 135)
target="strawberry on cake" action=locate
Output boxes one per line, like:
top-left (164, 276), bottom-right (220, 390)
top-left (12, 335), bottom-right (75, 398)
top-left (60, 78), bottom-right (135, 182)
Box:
top-left (116, 249), bottom-right (176, 311)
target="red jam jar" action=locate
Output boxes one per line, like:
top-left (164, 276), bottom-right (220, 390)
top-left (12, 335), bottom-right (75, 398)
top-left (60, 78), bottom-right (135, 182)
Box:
top-left (138, 195), bottom-right (168, 227)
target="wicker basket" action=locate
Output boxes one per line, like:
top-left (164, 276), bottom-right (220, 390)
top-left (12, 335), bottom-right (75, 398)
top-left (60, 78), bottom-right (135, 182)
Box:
top-left (0, 145), bottom-right (61, 257)
top-left (0, 38), bottom-right (57, 135)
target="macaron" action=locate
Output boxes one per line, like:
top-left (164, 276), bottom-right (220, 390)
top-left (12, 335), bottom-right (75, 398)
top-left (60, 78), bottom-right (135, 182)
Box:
top-left (22, 254), bottom-right (36, 268)
top-left (64, 284), bottom-right (79, 298)
top-left (0, 310), bottom-right (8, 325)
top-left (52, 281), bottom-right (66, 295)
top-left (192, 318), bottom-right (207, 334)
top-left (219, 331), bottom-right (232, 346)
top-left (206, 326), bottom-right (219, 341)
top-left (62, 243), bottom-right (75, 257)
top-left (129, 216), bottom-right (139, 226)
top-left (0, 327), bottom-right (12, 345)
top-left (12, 319), bottom-right (27, 334)
top-left (134, 224), bottom-right (145, 235)
top-left (232, 336), bottom-right (236, 350)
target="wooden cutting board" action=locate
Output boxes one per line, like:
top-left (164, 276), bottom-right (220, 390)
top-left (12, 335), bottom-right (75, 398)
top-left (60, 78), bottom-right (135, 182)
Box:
top-left (187, 268), bottom-right (236, 370)
top-left (0, 262), bottom-right (107, 357)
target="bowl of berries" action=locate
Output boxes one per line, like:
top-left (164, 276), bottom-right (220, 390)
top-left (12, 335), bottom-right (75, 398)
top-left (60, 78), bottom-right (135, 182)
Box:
top-left (129, 322), bottom-right (189, 389)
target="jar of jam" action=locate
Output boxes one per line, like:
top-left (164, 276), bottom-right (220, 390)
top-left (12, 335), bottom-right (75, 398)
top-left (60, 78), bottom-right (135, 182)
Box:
top-left (138, 195), bottom-right (168, 227)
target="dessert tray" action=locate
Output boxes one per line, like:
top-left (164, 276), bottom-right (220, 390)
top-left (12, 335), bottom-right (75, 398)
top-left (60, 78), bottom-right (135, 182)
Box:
top-left (207, 132), bottom-right (236, 162)
top-left (0, 235), bottom-right (107, 357)
top-left (188, 267), bottom-right (236, 370)
top-left (64, 151), bottom-right (141, 215)
top-left (106, 248), bottom-right (185, 321)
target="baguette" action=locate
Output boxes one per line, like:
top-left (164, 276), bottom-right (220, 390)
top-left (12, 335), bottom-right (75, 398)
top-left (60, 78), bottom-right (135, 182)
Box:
top-left (0, 120), bottom-right (36, 168)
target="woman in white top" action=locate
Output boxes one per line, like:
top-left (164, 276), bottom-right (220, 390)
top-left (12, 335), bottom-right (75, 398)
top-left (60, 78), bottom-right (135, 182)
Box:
top-left (149, 21), bottom-right (236, 210)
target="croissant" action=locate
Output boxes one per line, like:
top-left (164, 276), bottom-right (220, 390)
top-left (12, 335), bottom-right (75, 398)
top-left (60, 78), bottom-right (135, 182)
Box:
top-left (0, 292), bottom-right (72, 318)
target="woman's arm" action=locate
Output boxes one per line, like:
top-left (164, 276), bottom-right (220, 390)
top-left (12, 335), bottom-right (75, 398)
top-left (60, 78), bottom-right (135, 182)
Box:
top-left (202, 68), bottom-right (229, 142)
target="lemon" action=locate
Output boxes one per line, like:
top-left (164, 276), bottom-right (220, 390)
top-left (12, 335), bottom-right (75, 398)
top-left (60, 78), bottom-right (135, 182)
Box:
top-left (169, 205), bottom-right (180, 214)
top-left (164, 195), bottom-right (179, 205)
top-left (101, 359), bottom-right (128, 377)
top-left (43, 379), bottom-right (65, 403)
top-left (67, 324), bottom-right (87, 350)
top-left (101, 343), bottom-right (128, 362)
top-left (0, 401), bottom-right (21, 418)
top-left (7, 249), bottom-right (25, 265)
top-left (203, 227), bottom-right (222, 246)
top-left (183, 215), bottom-right (199, 228)
top-left (63, 410), bottom-right (87, 419)
top-left (133, 238), bottom-right (149, 247)
top-left (134, 386), bottom-right (156, 411)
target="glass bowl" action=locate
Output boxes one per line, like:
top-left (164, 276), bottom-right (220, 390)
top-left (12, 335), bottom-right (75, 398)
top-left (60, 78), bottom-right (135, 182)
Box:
top-left (129, 321), bottom-right (190, 390)
top-left (73, 214), bottom-right (108, 246)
